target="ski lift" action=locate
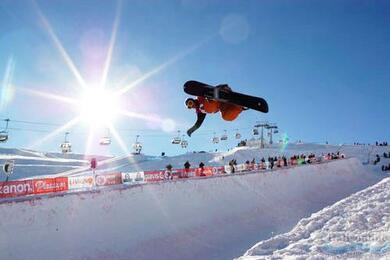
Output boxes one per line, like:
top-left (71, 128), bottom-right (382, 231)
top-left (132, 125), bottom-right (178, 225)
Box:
top-left (253, 128), bottom-right (259, 135)
top-left (180, 135), bottom-right (188, 148)
top-left (0, 118), bottom-right (10, 143)
top-left (221, 130), bottom-right (228, 141)
top-left (171, 130), bottom-right (181, 144)
top-left (60, 132), bottom-right (72, 154)
top-left (212, 132), bottom-right (219, 144)
top-left (132, 135), bottom-right (142, 154)
top-left (100, 129), bottom-right (111, 145)
top-left (274, 129), bottom-right (279, 134)
top-left (0, 119), bottom-right (10, 143)
top-left (235, 129), bottom-right (241, 139)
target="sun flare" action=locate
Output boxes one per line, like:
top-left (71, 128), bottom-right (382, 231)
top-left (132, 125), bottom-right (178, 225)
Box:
top-left (78, 88), bottom-right (120, 127)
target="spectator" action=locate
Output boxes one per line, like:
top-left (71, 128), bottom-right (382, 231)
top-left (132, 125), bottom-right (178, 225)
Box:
top-left (199, 162), bottom-right (206, 176)
top-left (283, 156), bottom-right (288, 167)
top-left (183, 161), bottom-right (191, 178)
top-left (165, 164), bottom-right (173, 180)
top-left (229, 160), bottom-right (235, 173)
top-left (373, 154), bottom-right (380, 165)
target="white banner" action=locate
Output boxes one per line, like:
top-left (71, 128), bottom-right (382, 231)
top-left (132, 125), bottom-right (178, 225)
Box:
top-left (68, 176), bottom-right (94, 190)
top-left (121, 172), bottom-right (145, 185)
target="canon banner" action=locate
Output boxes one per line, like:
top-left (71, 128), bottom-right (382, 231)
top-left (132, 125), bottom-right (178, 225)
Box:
top-left (0, 180), bottom-right (34, 198)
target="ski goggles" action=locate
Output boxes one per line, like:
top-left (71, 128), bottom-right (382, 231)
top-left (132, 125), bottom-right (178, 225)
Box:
top-left (185, 98), bottom-right (196, 109)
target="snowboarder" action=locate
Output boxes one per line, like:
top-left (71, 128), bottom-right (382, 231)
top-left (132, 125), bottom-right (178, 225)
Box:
top-left (185, 92), bottom-right (243, 136)
top-left (184, 80), bottom-right (269, 136)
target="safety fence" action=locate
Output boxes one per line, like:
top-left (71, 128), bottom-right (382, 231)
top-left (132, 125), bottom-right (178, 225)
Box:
top-left (0, 156), bottom-right (344, 201)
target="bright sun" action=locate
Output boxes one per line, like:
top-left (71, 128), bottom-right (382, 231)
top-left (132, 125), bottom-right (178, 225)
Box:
top-left (78, 88), bottom-right (120, 126)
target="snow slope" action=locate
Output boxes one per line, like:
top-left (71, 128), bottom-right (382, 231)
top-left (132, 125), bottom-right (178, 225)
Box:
top-left (0, 147), bottom-right (110, 180)
top-left (17, 143), bottom-right (388, 179)
top-left (0, 158), bottom-right (382, 260)
top-left (240, 177), bottom-right (390, 259)
top-left (0, 143), bottom-right (388, 181)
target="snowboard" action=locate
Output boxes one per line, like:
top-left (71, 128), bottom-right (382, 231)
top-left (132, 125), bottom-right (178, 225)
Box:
top-left (184, 80), bottom-right (269, 113)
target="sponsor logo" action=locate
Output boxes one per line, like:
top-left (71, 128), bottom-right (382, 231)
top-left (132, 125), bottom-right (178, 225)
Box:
top-left (0, 181), bottom-right (33, 197)
top-left (95, 173), bottom-right (122, 186)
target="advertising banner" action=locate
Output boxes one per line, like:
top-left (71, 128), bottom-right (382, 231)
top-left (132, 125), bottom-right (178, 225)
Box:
top-left (195, 167), bottom-right (214, 177)
top-left (68, 176), bottom-right (95, 190)
top-left (0, 180), bottom-right (34, 198)
top-left (122, 172), bottom-right (145, 185)
top-left (95, 173), bottom-right (122, 186)
top-left (144, 171), bottom-right (165, 182)
top-left (214, 166), bottom-right (225, 175)
top-left (33, 177), bottom-right (69, 194)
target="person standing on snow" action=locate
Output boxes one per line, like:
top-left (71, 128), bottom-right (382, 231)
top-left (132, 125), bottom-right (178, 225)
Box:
top-left (199, 162), bottom-right (206, 176)
top-left (184, 161), bottom-right (191, 178)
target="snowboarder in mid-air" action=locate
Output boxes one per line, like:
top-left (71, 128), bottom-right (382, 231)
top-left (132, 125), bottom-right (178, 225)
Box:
top-left (184, 80), bottom-right (268, 136)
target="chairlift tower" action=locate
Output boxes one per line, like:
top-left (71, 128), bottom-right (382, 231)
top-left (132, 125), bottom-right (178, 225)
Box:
top-left (265, 123), bottom-right (278, 145)
top-left (255, 121), bottom-right (269, 148)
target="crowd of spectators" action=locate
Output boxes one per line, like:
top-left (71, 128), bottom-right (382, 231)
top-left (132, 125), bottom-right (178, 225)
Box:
top-left (231, 151), bottom-right (345, 172)
top-left (161, 151), bottom-right (346, 180)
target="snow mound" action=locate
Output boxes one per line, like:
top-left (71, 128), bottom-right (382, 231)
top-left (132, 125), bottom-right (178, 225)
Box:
top-left (241, 177), bottom-right (390, 259)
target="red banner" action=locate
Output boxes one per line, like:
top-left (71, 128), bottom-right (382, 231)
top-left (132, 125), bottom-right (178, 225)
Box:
top-left (0, 180), bottom-right (34, 198)
top-left (195, 167), bottom-right (214, 177)
top-left (33, 177), bottom-right (69, 194)
top-left (144, 171), bottom-right (165, 182)
top-left (95, 173), bottom-right (122, 186)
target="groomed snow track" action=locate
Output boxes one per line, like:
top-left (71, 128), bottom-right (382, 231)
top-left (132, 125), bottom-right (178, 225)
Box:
top-left (0, 158), bottom-right (381, 260)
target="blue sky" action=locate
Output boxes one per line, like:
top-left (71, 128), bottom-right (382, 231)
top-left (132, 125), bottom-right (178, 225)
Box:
top-left (0, 0), bottom-right (389, 156)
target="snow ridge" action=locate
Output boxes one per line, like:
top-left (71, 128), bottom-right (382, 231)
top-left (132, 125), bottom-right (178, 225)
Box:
top-left (241, 177), bottom-right (390, 259)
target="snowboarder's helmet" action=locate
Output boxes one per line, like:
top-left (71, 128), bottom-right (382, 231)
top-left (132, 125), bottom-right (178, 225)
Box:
top-left (185, 98), bottom-right (196, 109)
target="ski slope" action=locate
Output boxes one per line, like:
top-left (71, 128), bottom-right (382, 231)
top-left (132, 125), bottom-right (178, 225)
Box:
top-left (0, 159), bottom-right (384, 259)
top-left (0, 144), bottom-right (388, 260)
top-left (240, 177), bottom-right (390, 259)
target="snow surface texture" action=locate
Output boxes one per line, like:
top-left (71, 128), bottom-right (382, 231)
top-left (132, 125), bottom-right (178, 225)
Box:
top-left (241, 177), bottom-right (390, 260)
top-left (0, 158), bottom-right (381, 260)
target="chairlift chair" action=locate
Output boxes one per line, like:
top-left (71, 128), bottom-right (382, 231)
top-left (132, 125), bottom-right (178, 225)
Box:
top-left (220, 130), bottom-right (228, 141)
top-left (253, 128), bottom-right (259, 135)
top-left (100, 136), bottom-right (111, 145)
top-left (60, 132), bottom-right (72, 153)
top-left (100, 128), bottom-right (111, 145)
top-left (171, 130), bottom-right (181, 144)
top-left (0, 119), bottom-right (10, 143)
top-left (235, 129), bottom-right (241, 139)
top-left (181, 140), bottom-right (188, 148)
top-left (60, 142), bottom-right (72, 153)
top-left (212, 133), bottom-right (219, 144)
top-left (132, 135), bottom-right (142, 154)
top-left (0, 131), bottom-right (8, 143)
top-left (133, 143), bottom-right (142, 154)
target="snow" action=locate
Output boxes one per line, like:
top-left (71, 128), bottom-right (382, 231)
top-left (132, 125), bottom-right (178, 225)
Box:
top-left (240, 177), bottom-right (390, 259)
top-left (0, 156), bottom-right (383, 260)
top-left (0, 144), bottom-right (388, 259)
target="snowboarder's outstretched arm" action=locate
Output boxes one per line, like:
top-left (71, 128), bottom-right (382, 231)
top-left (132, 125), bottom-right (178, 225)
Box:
top-left (187, 112), bottom-right (206, 137)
